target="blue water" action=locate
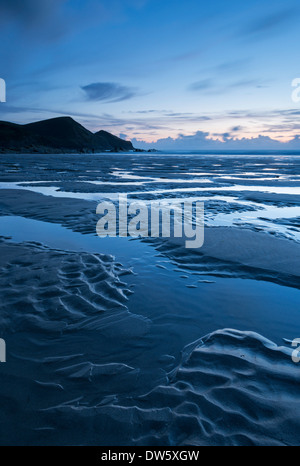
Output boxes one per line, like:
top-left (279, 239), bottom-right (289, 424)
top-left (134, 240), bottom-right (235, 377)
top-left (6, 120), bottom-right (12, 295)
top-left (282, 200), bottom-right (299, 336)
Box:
top-left (0, 152), bottom-right (300, 445)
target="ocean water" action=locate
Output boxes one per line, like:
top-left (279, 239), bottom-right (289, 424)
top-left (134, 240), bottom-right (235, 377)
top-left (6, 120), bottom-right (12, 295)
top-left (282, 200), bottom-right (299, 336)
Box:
top-left (0, 152), bottom-right (299, 445)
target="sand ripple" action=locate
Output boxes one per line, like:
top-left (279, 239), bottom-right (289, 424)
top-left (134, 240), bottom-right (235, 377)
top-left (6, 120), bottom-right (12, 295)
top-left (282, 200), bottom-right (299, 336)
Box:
top-left (30, 329), bottom-right (300, 446)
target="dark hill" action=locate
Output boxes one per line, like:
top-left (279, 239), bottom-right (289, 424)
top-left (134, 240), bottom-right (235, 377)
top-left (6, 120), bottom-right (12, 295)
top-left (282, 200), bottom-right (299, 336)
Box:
top-left (0, 116), bottom-right (134, 153)
top-left (94, 129), bottom-right (133, 152)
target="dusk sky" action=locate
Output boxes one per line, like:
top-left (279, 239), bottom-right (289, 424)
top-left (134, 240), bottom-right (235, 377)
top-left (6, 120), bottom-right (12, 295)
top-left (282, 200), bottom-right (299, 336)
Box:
top-left (1, 0), bottom-right (300, 149)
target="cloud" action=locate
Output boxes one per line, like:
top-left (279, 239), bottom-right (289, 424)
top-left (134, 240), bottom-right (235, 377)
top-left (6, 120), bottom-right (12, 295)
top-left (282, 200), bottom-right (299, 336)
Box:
top-left (126, 109), bottom-right (158, 114)
top-left (0, 0), bottom-right (150, 49)
top-left (188, 79), bottom-right (214, 92)
top-left (231, 125), bottom-right (243, 132)
top-left (132, 131), bottom-right (300, 151)
top-left (0, 0), bottom-right (66, 40)
top-left (188, 78), bottom-right (266, 95)
top-left (0, 0), bottom-right (63, 24)
top-left (168, 49), bottom-right (203, 63)
top-left (214, 59), bottom-right (249, 74)
top-left (243, 7), bottom-right (299, 36)
top-left (81, 82), bottom-right (138, 103)
top-left (133, 131), bottom-right (214, 150)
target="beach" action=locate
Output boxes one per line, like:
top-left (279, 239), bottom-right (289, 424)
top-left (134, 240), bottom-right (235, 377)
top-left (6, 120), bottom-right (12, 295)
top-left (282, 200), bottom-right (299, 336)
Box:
top-left (0, 152), bottom-right (299, 445)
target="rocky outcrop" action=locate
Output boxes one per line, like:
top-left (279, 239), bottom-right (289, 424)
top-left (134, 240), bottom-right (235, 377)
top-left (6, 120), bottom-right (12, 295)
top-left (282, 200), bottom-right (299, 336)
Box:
top-left (0, 116), bottom-right (134, 153)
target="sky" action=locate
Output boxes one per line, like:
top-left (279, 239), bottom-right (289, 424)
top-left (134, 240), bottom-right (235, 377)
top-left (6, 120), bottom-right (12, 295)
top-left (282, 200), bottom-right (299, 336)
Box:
top-left (0, 0), bottom-right (300, 149)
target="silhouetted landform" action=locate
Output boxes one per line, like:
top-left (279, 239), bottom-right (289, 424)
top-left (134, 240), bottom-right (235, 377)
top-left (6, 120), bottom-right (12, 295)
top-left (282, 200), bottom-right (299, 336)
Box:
top-left (0, 116), bottom-right (134, 153)
top-left (134, 148), bottom-right (159, 153)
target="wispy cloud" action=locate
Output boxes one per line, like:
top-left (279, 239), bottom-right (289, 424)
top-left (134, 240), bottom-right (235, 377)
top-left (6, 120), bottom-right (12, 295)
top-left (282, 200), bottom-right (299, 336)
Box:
top-left (188, 79), bottom-right (214, 92)
top-left (231, 125), bottom-right (243, 132)
top-left (0, 0), bottom-right (64, 26)
top-left (0, 0), bottom-right (67, 41)
top-left (188, 78), bottom-right (267, 95)
top-left (243, 7), bottom-right (299, 37)
top-left (81, 82), bottom-right (138, 103)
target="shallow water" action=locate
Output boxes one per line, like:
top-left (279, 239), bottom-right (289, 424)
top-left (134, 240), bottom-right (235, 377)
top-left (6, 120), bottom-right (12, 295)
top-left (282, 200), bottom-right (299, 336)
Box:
top-left (1, 214), bottom-right (299, 343)
top-left (0, 152), bottom-right (300, 445)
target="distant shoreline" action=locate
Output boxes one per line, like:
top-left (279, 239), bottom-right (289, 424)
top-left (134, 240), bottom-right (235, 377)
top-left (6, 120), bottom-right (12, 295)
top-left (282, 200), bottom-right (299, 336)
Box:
top-left (1, 149), bottom-right (300, 156)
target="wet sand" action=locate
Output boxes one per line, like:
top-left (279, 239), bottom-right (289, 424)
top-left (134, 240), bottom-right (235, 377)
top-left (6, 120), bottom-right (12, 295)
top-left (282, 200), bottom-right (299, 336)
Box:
top-left (0, 152), bottom-right (299, 445)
